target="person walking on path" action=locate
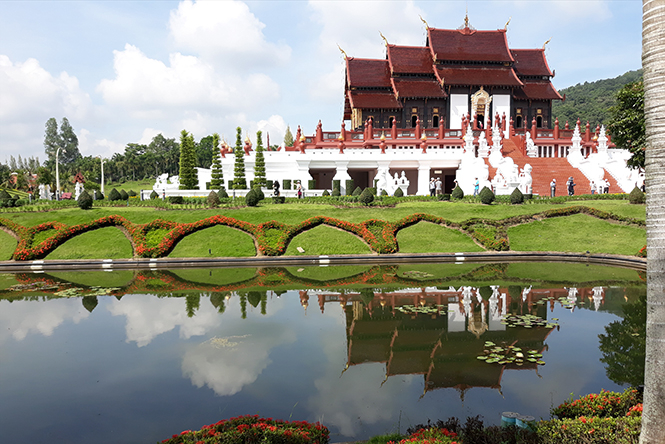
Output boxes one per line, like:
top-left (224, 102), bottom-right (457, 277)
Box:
top-left (550, 179), bottom-right (556, 197)
top-left (473, 178), bottom-right (480, 196)
top-left (429, 178), bottom-right (436, 196)
top-left (604, 179), bottom-right (610, 194)
top-left (435, 177), bottom-right (442, 196)
top-left (297, 181), bottom-right (303, 199)
top-left (590, 181), bottom-right (596, 195)
top-left (567, 177), bottom-right (576, 196)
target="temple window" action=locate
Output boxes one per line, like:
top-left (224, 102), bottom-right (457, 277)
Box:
top-left (432, 114), bottom-right (440, 128)
top-left (411, 115), bottom-right (418, 127)
top-left (389, 116), bottom-right (395, 127)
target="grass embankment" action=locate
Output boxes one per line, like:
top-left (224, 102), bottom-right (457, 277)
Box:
top-left (0, 200), bottom-right (645, 260)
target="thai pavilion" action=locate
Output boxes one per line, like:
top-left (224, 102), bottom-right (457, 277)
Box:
top-left (150, 17), bottom-right (641, 200)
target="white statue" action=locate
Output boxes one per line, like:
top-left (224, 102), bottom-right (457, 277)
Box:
top-left (519, 164), bottom-right (533, 194)
top-left (478, 131), bottom-right (489, 158)
top-left (592, 287), bottom-right (604, 311)
top-left (525, 132), bottom-right (537, 157)
top-left (74, 182), bottom-right (83, 200)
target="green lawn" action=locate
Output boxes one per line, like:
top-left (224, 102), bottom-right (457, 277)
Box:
top-left (505, 262), bottom-right (643, 284)
top-left (47, 270), bottom-right (136, 288)
top-left (0, 230), bottom-right (17, 260)
top-left (168, 225), bottom-right (256, 258)
top-left (285, 225), bottom-right (372, 256)
top-left (285, 265), bottom-right (372, 281)
top-left (170, 267), bottom-right (257, 286)
top-left (507, 213), bottom-right (646, 255)
top-left (45, 227), bottom-right (133, 260)
top-left (396, 221), bottom-right (484, 253)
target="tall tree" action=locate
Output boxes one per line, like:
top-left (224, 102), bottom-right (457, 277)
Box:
top-left (59, 118), bottom-right (81, 165)
top-left (210, 133), bottom-right (224, 190)
top-left (178, 130), bottom-right (198, 190)
top-left (44, 117), bottom-right (60, 162)
top-left (196, 136), bottom-right (214, 169)
top-left (641, 1), bottom-right (665, 442)
top-left (608, 79), bottom-right (646, 168)
top-left (254, 130), bottom-right (266, 188)
top-left (233, 127), bottom-right (247, 189)
top-left (283, 125), bottom-right (294, 147)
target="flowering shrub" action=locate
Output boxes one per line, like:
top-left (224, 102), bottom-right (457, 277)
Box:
top-left (537, 416), bottom-right (641, 444)
top-left (159, 415), bottom-right (329, 444)
top-left (551, 388), bottom-right (641, 419)
top-left (388, 427), bottom-right (458, 444)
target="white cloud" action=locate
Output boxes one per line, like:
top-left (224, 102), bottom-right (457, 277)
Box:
top-left (169, 0), bottom-right (291, 69)
top-left (181, 324), bottom-right (296, 396)
top-left (78, 128), bottom-right (125, 158)
top-left (0, 299), bottom-right (89, 343)
top-left (107, 294), bottom-right (221, 347)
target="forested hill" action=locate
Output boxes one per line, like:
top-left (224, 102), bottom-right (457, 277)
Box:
top-left (552, 69), bottom-right (642, 128)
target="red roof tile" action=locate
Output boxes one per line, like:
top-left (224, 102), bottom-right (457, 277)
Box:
top-left (434, 66), bottom-right (523, 87)
top-left (346, 58), bottom-right (391, 89)
top-left (427, 28), bottom-right (514, 63)
top-left (348, 91), bottom-right (401, 109)
top-left (511, 49), bottom-right (553, 77)
top-left (391, 78), bottom-right (446, 98)
top-left (514, 82), bottom-right (562, 100)
top-left (386, 45), bottom-right (434, 74)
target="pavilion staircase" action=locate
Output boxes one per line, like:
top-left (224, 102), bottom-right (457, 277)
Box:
top-left (493, 138), bottom-right (595, 197)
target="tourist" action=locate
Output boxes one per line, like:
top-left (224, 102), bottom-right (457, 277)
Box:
top-left (473, 178), bottom-right (479, 196)
top-left (297, 181), bottom-right (303, 199)
top-left (550, 179), bottom-right (556, 197)
top-left (590, 181), bottom-right (596, 195)
top-left (435, 177), bottom-right (442, 195)
top-left (429, 178), bottom-right (436, 196)
top-left (567, 177), bottom-right (576, 196)
top-left (604, 179), bottom-right (610, 194)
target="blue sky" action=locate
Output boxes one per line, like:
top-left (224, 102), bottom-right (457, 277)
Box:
top-left (0, 0), bottom-right (642, 164)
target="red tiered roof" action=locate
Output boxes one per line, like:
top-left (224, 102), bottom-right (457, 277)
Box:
top-left (514, 82), bottom-right (562, 100)
top-left (391, 78), bottom-right (446, 98)
top-left (434, 65), bottom-right (523, 87)
top-left (348, 91), bottom-right (401, 109)
top-left (427, 28), bottom-right (514, 63)
top-left (346, 58), bottom-right (391, 89)
top-left (511, 49), bottom-right (554, 77)
top-left (386, 45), bottom-right (434, 74)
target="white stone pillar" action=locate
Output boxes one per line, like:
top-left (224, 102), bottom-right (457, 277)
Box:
top-left (332, 161), bottom-right (352, 194)
top-left (417, 160), bottom-right (432, 196)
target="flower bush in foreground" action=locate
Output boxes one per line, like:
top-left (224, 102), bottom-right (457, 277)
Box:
top-left (551, 388), bottom-right (641, 419)
top-left (159, 415), bottom-right (329, 444)
top-left (536, 416), bottom-right (641, 444)
top-left (388, 427), bottom-right (459, 444)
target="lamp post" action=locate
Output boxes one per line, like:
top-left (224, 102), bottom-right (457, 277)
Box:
top-left (97, 156), bottom-right (105, 195)
top-left (55, 147), bottom-right (61, 200)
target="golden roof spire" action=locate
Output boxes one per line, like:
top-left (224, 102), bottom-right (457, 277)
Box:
top-left (379, 31), bottom-right (389, 47)
top-left (543, 37), bottom-right (552, 50)
top-left (419, 15), bottom-right (429, 29)
top-left (337, 44), bottom-right (348, 60)
top-left (504, 16), bottom-right (511, 31)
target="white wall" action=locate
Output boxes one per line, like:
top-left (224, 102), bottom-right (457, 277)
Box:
top-left (449, 94), bottom-right (468, 130)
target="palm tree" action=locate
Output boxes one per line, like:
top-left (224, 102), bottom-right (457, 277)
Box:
top-left (641, 1), bottom-right (665, 442)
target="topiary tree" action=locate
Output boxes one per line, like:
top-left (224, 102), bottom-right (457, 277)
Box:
top-left (233, 127), bottom-right (247, 189)
top-left (510, 187), bottom-right (524, 204)
top-left (451, 185), bottom-right (464, 199)
top-left (253, 186), bottom-right (265, 201)
top-left (352, 186), bottom-right (362, 196)
top-left (283, 125), bottom-right (294, 147)
top-left (479, 186), bottom-right (495, 205)
top-left (359, 188), bottom-right (374, 205)
top-left (119, 189), bottom-right (129, 200)
top-left (245, 188), bottom-right (259, 207)
top-left (394, 187), bottom-right (404, 197)
top-left (629, 186), bottom-right (646, 204)
top-left (218, 188), bottom-right (229, 198)
top-left (308, 179), bottom-right (316, 190)
top-left (381, 189), bottom-right (388, 196)
top-left (322, 189), bottom-right (330, 196)
top-left (345, 180), bottom-right (354, 196)
top-left (128, 190), bottom-right (137, 196)
top-left (77, 190), bottom-right (92, 210)
top-left (254, 131), bottom-right (266, 188)
top-left (207, 191), bottom-right (220, 207)
top-left (108, 188), bottom-right (121, 201)
top-left (332, 187), bottom-right (340, 197)
top-left (150, 190), bottom-right (159, 200)
top-left (210, 133), bottom-right (224, 189)
top-left (179, 129), bottom-right (199, 189)
top-left (283, 179), bottom-right (291, 190)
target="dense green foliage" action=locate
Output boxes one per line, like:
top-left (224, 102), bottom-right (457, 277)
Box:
top-left (345, 180), bottom-right (354, 196)
top-left (108, 188), bottom-right (121, 201)
top-left (210, 133), bottom-right (224, 190)
top-left (608, 80), bottom-right (645, 168)
top-left (359, 188), bottom-right (374, 205)
top-left (629, 186), bottom-right (645, 204)
top-left (150, 190), bottom-right (159, 200)
top-left (233, 127), bottom-right (247, 189)
top-left (394, 187), bottom-right (404, 197)
top-left (207, 191), bottom-right (220, 207)
top-left (178, 130), bottom-right (199, 190)
top-left (254, 131), bottom-right (266, 188)
top-left (352, 186), bottom-right (362, 196)
top-left (119, 189), bottom-right (129, 200)
top-left (510, 187), bottom-right (524, 204)
top-left (452, 185), bottom-right (464, 199)
top-left (552, 70), bottom-right (642, 127)
top-left (283, 125), bottom-right (294, 147)
top-left (245, 188), bottom-right (259, 206)
top-left (77, 190), bottom-right (92, 210)
top-left (479, 186), bottom-right (495, 205)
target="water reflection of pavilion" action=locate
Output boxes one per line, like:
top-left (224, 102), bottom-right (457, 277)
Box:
top-left (298, 286), bottom-right (605, 396)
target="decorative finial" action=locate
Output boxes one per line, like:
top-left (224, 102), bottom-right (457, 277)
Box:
top-left (299, 135), bottom-right (305, 142)
top-left (464, 13), bottom-right (469, 28)
top-left (542, 37), bottom-right (552, 50)
top-left (419, 15), bottom-right (429, 29)
top-left (504, 17), bottom-right (511, 31)
top-left (380, 132), bottom-right (386, 141)
top-left (337, 44), bottom-right (347, 59)
top-left (379, 31), bottom-right (389, 46)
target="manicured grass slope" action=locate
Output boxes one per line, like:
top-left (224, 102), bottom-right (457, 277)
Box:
top-left (397, 221), bottom-right (483, 253)
top-left (168, 225), bottom-right (256, 258)
top-left (45, 227), bottom-right (133, 260)
top-left (0, 230), bottom-right (17, 260)
top-left (507, 213), bottom-right (645, 255)
top-left (285, 225), bottom-right (372, 256)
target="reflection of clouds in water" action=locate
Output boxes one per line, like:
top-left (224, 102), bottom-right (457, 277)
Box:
top-left (0, 299), bottom-right (89, 342)
top-left (307, 317), bottom-right (416, 437)
top-left (181, 324), bottom-right (296, 396)
top-left (107, 294), bottom-right (221, 347)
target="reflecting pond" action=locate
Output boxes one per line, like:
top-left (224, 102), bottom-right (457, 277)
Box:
top-left (0, 262), bottom-right (646, 444)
